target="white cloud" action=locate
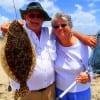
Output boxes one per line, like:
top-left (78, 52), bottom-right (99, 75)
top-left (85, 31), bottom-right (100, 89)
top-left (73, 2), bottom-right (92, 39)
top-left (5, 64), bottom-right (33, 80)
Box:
top-left (1, 0), bottom-right (99, 35)
top-left (75, 4), bottom-right (83, 11)
top-left (71, 4), bottom-right (99, 35)
top-left (87, 0), bottom-right (100, 2)
top-left (0, 0), bottom-right (26, 13)
top-left (0, 0), bottom-right (61, 17)
top-left (40, 0), bottom-right (61, 16)
top-left (40, 0), bottom-right (61, 26)
top-left (0, 15), bottom-right (9, 25)
top-left (0, 0), bottom-right (61, 27)
top-left (0, 0), bottom-right (26, 25)
top-left (88, 3), bottom-right (95, 8)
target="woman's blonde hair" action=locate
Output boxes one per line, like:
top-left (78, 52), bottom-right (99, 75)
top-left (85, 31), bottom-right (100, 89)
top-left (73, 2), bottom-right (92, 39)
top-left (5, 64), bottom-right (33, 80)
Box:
top-left (51, 12), bottom-right (73, 28)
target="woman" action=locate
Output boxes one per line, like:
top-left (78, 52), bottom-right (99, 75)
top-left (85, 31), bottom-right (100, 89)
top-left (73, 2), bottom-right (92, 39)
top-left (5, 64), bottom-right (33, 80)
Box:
top-left (52, 12), bottom-right (93, 100)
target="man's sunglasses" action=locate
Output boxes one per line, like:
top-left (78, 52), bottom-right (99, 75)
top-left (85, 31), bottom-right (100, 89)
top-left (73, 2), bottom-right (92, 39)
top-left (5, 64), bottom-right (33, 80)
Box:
top-left (53, 24), bottom-right (67, 29)
top-left (28, 14), bottom-right (43, 19)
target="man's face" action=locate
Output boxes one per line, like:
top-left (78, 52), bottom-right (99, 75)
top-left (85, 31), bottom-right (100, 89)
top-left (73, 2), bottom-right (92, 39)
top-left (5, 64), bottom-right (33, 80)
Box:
top-left (24, 11), bottom-right (44, 32)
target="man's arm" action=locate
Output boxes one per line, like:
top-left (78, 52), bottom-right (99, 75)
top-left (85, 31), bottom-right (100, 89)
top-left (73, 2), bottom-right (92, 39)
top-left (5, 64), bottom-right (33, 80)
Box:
top-left (73, 31), bottom-right (97, 47)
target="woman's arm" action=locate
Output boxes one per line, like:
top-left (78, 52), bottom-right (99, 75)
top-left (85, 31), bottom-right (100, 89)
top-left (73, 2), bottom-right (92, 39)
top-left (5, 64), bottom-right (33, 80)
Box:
top-left (73, 31), bottom-right (97, 47)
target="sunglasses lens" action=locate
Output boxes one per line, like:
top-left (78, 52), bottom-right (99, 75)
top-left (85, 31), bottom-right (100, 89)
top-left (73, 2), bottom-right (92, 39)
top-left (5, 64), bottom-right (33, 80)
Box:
top-left (61, 24), bottom-right (67, 27)
top-left (53, 24), bottom-right (67, 29)
top-left (37, 15), bottom-right (43, 18)
top-left (29, 14), bottom-right (35, 18)
top-left (28, 14), bottom-right (43, 18)
top-left (53, 25), bottom-right (59, 29)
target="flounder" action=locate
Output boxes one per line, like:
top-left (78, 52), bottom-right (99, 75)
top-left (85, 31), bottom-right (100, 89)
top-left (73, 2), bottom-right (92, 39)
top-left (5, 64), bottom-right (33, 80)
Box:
top-left (1, 20), bottom-right (36, 99)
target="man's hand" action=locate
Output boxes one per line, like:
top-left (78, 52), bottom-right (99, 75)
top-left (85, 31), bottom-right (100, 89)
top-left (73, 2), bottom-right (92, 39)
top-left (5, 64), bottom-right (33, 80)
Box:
top-left (82, 35), bottom-right (97, 47)
top-left (0, 20), bottom-right (23, 36)
top-left (73, 31), bottom-right (97, 47)
top-left (0, 22), bottom-right (10, 35)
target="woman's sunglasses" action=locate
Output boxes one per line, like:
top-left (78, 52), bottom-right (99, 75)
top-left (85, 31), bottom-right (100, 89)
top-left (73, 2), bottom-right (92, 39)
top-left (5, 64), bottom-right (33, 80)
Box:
top-left (53, 24), bottom-right (67, 29)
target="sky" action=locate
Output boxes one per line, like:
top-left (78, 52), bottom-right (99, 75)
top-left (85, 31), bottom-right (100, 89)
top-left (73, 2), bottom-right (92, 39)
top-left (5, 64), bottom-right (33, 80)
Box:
top-left (0, 0), bottom-right (100, 36)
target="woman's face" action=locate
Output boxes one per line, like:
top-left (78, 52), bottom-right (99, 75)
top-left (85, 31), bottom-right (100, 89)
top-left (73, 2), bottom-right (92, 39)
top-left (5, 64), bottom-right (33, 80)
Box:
top-left (53, 17), bottom-right (72, 40)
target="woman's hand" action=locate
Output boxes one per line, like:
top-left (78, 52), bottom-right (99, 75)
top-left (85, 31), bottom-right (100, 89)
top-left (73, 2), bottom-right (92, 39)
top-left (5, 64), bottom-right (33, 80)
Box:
top-left (76, 72), bottom-right (90, 84)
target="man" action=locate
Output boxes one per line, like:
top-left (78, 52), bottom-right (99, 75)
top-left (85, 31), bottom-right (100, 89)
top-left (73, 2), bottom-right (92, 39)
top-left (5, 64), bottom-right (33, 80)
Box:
top-left (1, 2), bottom-right (56, 100)
top-left (0, 2), bottom-right (97, 100)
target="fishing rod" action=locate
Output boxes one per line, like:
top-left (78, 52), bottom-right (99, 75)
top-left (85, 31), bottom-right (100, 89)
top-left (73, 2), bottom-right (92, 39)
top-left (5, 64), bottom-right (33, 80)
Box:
top-left (56, 70), bottom-right (88, 100)
top-left (12, 0), bottom-right (18, 19)
top-left (56, 81), bottom-right (77, 100)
